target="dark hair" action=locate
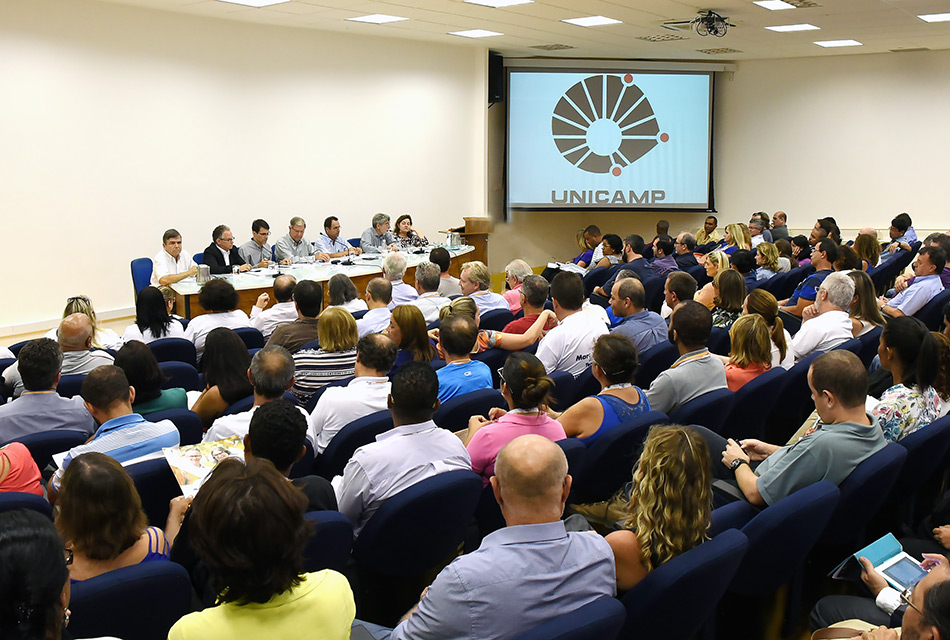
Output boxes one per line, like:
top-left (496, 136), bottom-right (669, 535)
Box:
top-left (211, 224), bottom-right (229, 242)
top-left (616, 278), bottom-right (645, 309)
top-left (115, 341), bottom-right (165, 403)
top-left (328, 274), bottom-right (359, 306)
top-left (357, 334), bottom-right (398, 373)
top-left (203, 328), bottom-right (253, 404)
top-left (0, 509), bottom-right (70, 640)
top-left (550, 272), bottom-right (584, 311)
top-left (292, 280), bottom-right (323, 318)
top-left (501, 352), bottom-right (553, 410)
top-left (190, 458), bottom-right (309, 605)
top-left (366, 278), bottom-right (393, 304)
top-left (272, 275), bottom-right (296, 304)
top-left (602, 234), bottom-right (623, 255)
top-left (17, 338), bottom-right (63, 392)
top-left (929, 234), bottom-right (950, 258)
top-left (520, 275), bottom-right (549, 309)
top-left (429, 247), bottom-right (451, 273)
top-left (323, 216), bottom-right (338, 230)
top-left (251, 219), bottom-right (269, 234)
top-left (706, 215), bottom-right (718, 225)
top-left (248, 399), bottom-right (307, 471)
top-left (395, 214), bottom-right (413, 235)
top-left (390, 361), bottom-right (439, 423)
top-left (80, 365), bottom-right (131, 410)
top-left (624, 234), bottom-right (645, 255)
top-left (729, 250), bottom-right (756, 275)
top-left (391, 305), bottom-right (434, 362)
top-left (593, 334), bottom-right (639, 385)
top-left (666, 271), bottom-right (698, 303)
top-left (834, 245), bottom-right (862, 272)
top-left (439, 313), bottom-right (478, 358)
top-left (818, 218), bottom-right (840, 244)
top-left (890, 215), bottom-right (910, 233)
top-left (751, 211), bottom-right (770, 229)
top-left (817, 238), bottom-right (839, 265)
top-left (656, 220), bottom-right (670, 233)
top-left (671, 301), bottom-right (712, 350)
top-left (922, 578), bottom-right (950, 638)
top-left (135, 286), bottom-right (173, 339)
top-left (249, 346), bottom-right (295, 399)
top-left (584, 224), bottom-right (601, 235)
top-left (920, 246), bottom-right (947, 274)
top-left (162, 229), bottom-right (181, 244)
top-left (713, 269), bottom-right (746, 313)
top-left (810, 351), bottom-right (867, 408)
top-left (679, 233), bottom-right (697, 252)
top-left (791, 235), bottom-right (811, 261)
top-left (881, 317), bottom-right (938, 392)
top-left (198, 279), bottom-right (240, 313)
top-left (655, 239), bottom-right (675, 258)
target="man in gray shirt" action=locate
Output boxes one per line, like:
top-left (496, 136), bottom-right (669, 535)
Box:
top-left (274, 216), bottom-right (330, 264)
top-left (360, 212), bottom-right (398, 253)
top-left (0, 338), bottom-right (96, 442)
top-left (238, 218), bottom-right (274, 267)
top-left (389, 434), bottom-right (616, 640)
top-left (609, 277), bottom-right (667, 354)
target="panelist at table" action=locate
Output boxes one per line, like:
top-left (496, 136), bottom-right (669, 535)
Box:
top-left (203, 225), bottom-right (252, 274)
top-left (360, 213), bottom-right (398, 254)
top-left (275, 216), bottom-right (330, 264)
top-left (314, 216), bottom-right (362, 258)
top-left (237, 218), bottom-right (274, 268)
top-left (152, 228), bottom-right (197, 286)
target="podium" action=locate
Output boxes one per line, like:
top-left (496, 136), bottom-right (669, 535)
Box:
top-left (459, 217), bottom-right (492, 268)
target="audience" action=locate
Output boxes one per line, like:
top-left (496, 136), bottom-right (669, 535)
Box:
top-left (648, 238), bottom-right (678, 278)
top-left (711, 269), bottom-right (746, 330)
top-left (536, 272), bottom-right (609, 378)
top-left (326, 273), bottom-right (368, 314)
top-left (291, 307), bottom-right (358, 405)
top-left (409, 260), bottom-right (451, 324)
top-left (114, 340), bottom-right (187, 415)
top-left (265, 279), bottom-right (323, 354)
top-left (744, 289), bottom-right (793, 370)
top-left (663, 271), bottom-right (698, 321)
top-left (894, 232), bottom-right (950, 291)
top-left (430, 246), bottom-right (462, 297)
top-left (502, 259), bottom-right (533, 314)
top-left (695, 215), bottom-right (722, 247)
top-left (502, 274), bottom-right (557, 334)
top-left (755, 242), bottom-right (781, 281)
top-left (250, 274), bottom-right (298, 339)
top-left (791, 272), bottom-right (855, 362)
top-left (749, 218), bottom-right (767, 248)
top-left (848, 270), bottom-right (886, 337)
top-left (593, 233), bottom-right (624, 269)
top-left (385, 305), bottom-right (435, 372)
top-left (721, 314), bottom-right (772, 391)
top-left (779, 238), bottom-right (838, 317)
top-left (191, 327), bottom-right (254, 427)
top-left (775, 238), bottom-right (796, 271)
top-left (44, 294), bottom-right (123, 351)
top-left (435, 313), bottom-right (492, 403)
top-left (609, 277), bottom-right (667, 354)
top-left (356, 277), bottom-right (393, 338)
top-left (123, 286), bottom-right (185, 344)
top-left (592, 235), bottom-right (652, 298)
top-left (460, 260), bottom-right (509, 314)
top-left (0, 441), bottom-right (43, 495)
top-left (879, 246), bottom-right (947, 318)
top-left (834, 245), bottom-right (863, 272)
top-left (184, 279), bottom-right (251, 359)
top-left (694, 251), bottom-right (730, 309)
top-left (382, 252), bottom-right (419, 308)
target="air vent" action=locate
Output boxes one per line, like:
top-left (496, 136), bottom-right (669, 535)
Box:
top-left (697, 47), bottom-right (742, 55)
top-left (530, 43), bottom-right (575, 50)
top-left (890, 47), bottom-right (929, 53)
top-left (785, 0), bottom-right (821, 7)
top-left (637, 33), bottom-right (688, 42)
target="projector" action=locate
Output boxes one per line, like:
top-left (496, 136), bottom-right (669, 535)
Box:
top-left (693, 11), bottom-right (733, 37)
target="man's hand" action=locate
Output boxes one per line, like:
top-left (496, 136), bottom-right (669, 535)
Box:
top-left (849, 626), bottom-right (899, 640)
top-left (887, 242), bottom-right (899, 254)
top-left (280, 258), bottom-right (292, 265)
top-left (922, 552), bottom-right (947, 570)
top-left (256, 259), bottom-right (271, 268)
top-left (350, 247), bottom-right (362, 256)
top-left (255, 293), bottom-right (270, 309)
top-left (858, 556), bottom-right (888, 597)
top-left (315, 252), bottom-right (331, 262)
top-left (722, 438), bottom-right (750, 468)
top-left (933, 525), bottom-right (950, 549)
top-left (238, 264), bottom-right (252, 272)
top-left (186, 265), bottom-right (199, 277)
top-left (801, 304), bottom-right (819, 322)
top-left (895, 275), bottom-right (910, 293)
top-left (737, 439), bottom-right (774, 461)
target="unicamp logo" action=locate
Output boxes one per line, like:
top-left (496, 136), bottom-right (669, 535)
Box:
top-left (552, 74), bottom-right (668, 176)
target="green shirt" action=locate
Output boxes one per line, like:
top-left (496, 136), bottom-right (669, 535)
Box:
top-left (133, 388), bottom-right (187, 416)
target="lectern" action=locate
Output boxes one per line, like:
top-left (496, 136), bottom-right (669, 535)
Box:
top-left (459, 217), bottom-right (492, 268)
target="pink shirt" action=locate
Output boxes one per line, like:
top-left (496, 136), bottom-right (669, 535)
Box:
top-left (724, 363), bottom-right (769, 392)
top-left (0, 442), bottom-right (43, 496)
top-left (467, 412), bottom-right (566, 484)
top-left (503, 286), bottom-right (522, 314)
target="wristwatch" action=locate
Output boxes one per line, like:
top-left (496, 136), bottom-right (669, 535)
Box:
top-left (730, 458), bottom-right (749, 472)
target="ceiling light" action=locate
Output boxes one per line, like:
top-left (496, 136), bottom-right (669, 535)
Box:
top-left (918, 13), bottom-right (950, 23)
top-left (449, 29), bottom-right (504, 38)
top-left (814, 39), bottom-right (862, 47)
top-left (464, 0), bottom-right (533, 6)
top-left (765, 23), bottom-right (819, 31)
top-left (562, 16), bottom-right (622, 27)
top-left (346, 14), bottom-right (409, 23)
top-left (215, 0), bottom-right (290, 6)
top-left (753, 1), bottom-right (796, 10)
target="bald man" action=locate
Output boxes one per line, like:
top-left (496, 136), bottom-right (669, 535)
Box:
top-left (390, 435), bottom-right (615, 640)
top-left (2, 313), bottom-right (114, 399)
top-left (249, 274), bottom-right (298, 339)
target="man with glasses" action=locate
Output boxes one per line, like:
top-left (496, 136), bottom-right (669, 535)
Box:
top-left (275, 216), bottom-right (331, 264)
top-left (238, 219), bottom-right (275, 267)
top-left (203, 224), bottom-right (252, 274)
top-left (779, 238), bottom-right (838, 317)
top-left (673, 232), bottom-right (699, 270)
top-left (315, 216), bottom-right (362, 258)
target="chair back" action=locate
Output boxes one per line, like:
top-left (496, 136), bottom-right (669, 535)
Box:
top-left (914, 289), bottom-right (950, 331)
top-left (513, 596), bottom-right (627, 640)
top-left (8, 429), bottom-right (89, 471)
top-left (707, 326), bottom-right (731, 356)
top-left (722, 368), bottom-right (785, 440)
top-left (131, 258), bottom-right (153, 297)
top-left (233, 326), bottom-right (265, 350)
top-left (669, 388), bottom-right (735, 435)
top-left (433, 389), bottom-right (507, 432)
top-left (192, 253), bottom-right (204, 265)
top-left (765, 351), bottom-right (820, 442)
top-left (145, 409), bottom-right (203, 445)
top-left (837, 337), bottom-right (861, 355)
top-left (56, 373), bottom-right (86, 398)
top-left (473, 348), bottom-right (510, 388)
top-left (0, 491), bottom-right (53, 519)
top-left (643, 276), bottom-right (666, 312)
top-left (887, 417), bottom-right (950, 520)
top-left (289, 439), bottom-right (316, 478)
top-left (126, 458), bottom-right (183, 527)
top-left (303, 510), bottom-right (354, 573)
top-left (583, 266), bottom-right (611, 296)
top-left (159, 361), bottom-right (201, 392)
top-left (348, 237), bottom-right (360, 248)
top-left (709, 501), bottom-right (758, 538)
top-left (314, 409), bottom-right (394, 479)
top-left (148, 338), bottom-right (197, 367)
top-left (480, 309), bottom-right (515, 331)
top-left (572, 367), bottom-right (601, 404)
top-left (69, 562), bottom-right (192, 640)
top-left (635, 341), bottom-right (678, 388)
top-left (299, 338), bottom-right (321, 352)
top-left (8, 340), bottom-right (29, 357)
top-left (777, 265), bottom-right (815, 301)
top-left (549, 370), bottom-right (580, 412)
top-left (620, 529), bottom-right (748, 640)
top-left (687, 263), bottom-right (710, 287)
top-left (221, 394), bottom-right (254, 416)
top-left (352, 309), bottom-right (368, 320)
top-left (857, 326), bottom-right (883, 368)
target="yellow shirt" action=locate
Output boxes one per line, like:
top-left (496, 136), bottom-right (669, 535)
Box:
top-left (169, 571), bottom-right (355, 640)
top-left (696, 228), bottom-right (723, 245)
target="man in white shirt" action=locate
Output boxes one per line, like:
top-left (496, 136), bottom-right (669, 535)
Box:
top-left (151, 228), bottom-right (197, 286)
top-left (749, 219), bottom-right (766, 248)
top-left (237, 218), bottom-right (274, 268)
top-left (250, 275), bottom-right (298, 339)
top-left (430, 247), bottom-right (462, 297)
top-left (357, 278), bottom-right (393, 338)
top-left (409, 261), bottom-right (450, 324)
top-left (333, 361), bottom-right (471, 535)
top-left (791, 271), bottom-right (855, 362)
top-left (309, 333), bottom-right (398, 453)
top-left (204, 346), bottom-right (307, 443)
top-left (275, 216), bottom-right (330, 264)
top-left (460, 260), bottom-right (509, 314)
top-left (536, 272), bottom-right (609, 378)
top-left (314, 215), bottom-right (362, 258)
top-left (383, 252), bottom-right (419, 308)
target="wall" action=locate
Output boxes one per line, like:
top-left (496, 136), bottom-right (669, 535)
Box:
top-left (0, 0), bottom-right (487, 335)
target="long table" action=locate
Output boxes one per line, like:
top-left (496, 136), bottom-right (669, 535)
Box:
top-left (171, 245), bottom-right (474, 318)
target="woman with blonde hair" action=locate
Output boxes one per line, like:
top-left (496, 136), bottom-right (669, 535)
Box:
top-left (711, 269), bottom-right (746, 329)
top-left (291, 307), bottom-right (358, 404)
top-left (744, 289), bottom-right (792, 369)
top-left (44, 294), bottom-right (122, 350)
top-left (848, 270), bottom-right (885, 337)
top-left (606, 425), bottom-right (712, 592)
top-left (755, 242), bottom-right (781, 281)
top-left (854, 233), bottom-right (881, 272)
top-left (709, 223), bottom-right (751, 256)
top-left (386, 304), bottom-right (435, 371)
top-left (695, 251), bottom-right (730, 309)
top-left (722, 315), bottom-right (772, 391)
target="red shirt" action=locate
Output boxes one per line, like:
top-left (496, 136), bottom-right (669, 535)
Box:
top-left (503, 313), bottom-right (558, 335)
top-left (724, 363), bottom-right (769, 392)
top-left (0, 442), bottom-right (43, 496)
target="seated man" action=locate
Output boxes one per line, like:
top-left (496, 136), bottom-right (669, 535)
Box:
top-left (383, 252), bottom-right (419, 308)
top-left (609, 277), bottom-right (667, 354)
top-left (237, 218), bottom-right (273, 268)
top-left (749, 219), bottom-right (767, 248)
top-left (309, 334), bottom-right (398, 454)
top-left (894, 233), bottom-right (950, 291)
top-left (648, 238), bottom-right (679, 278)
top-left (503, 259), bottom-right (533, 314)
top-left (730, 250), bottom-right (758, 290)
top-left (674, 232), bottom-right (699, 270)
top-left (430, 247), bottom-right (462, 297)
top-left (408, 261), bottom-right (450, 325)
top-left (250, 275), bottom-right (298, 339)
top-left (389, 435), bottom-right (615, 640)
top-left (791, 272), bottom-right (855, 362)
top-left (536, 272), bottom-right (609, 378)
top-left (696, 215), bottom-right (722, 248)
top-left (712, 350), bottom-right (885, 506)
top-left (436, 314), bottom-right (492, 403)
top-left (645, 301), bottom-right (726, 414)
top-left (202, 224), bottom-right (251, 274)
top-left (592, 235), bottom-right (653, 300)
top-left (48, 366), bottom-right (180, 497)
top-left (503, 275), bottom-right (557, 334)
top-left (3, 314), bottom-right (114, 399)
top-left (0, 338), bottom-right (96, 442)
top-left (265, 280), bottom-right (323, 354)
top-left (460, 261), bottom-right (509, 314)
top-left (771, 211), bottom-right (789, 241)
top-left (314, 215), bottom-right (361, 258)
top-left (151, 228), bottom-right (197, 286)
top-left (881, 213), bottom-right (917, 262)
top-left (360, 213), bottom-right (398, 254)
top-left (779, 238), bottom-right (838, 317)
top-left (356, 278), bottom-right (393, 338)
top-left (879, 246), bottom-right (947, 318)
top-left (662, 271), bottom-right (699, 321)
top-left (275, 216), bottom-right (330, 264)
top-left (204, 346), bottom-right (308, 443)
top-left (333, 362), bottom-right (471, 535)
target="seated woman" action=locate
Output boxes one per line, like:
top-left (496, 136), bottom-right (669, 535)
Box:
top-left (744, 289), bottom-right (792, 370)
top-left (592, 233), bottom-right (624, 269)
top-left (754, 242), bottom-right (781, 281)
top-left (606, 425), bottom-right (711, 592)
top-left (847, 270), bottom-right (885, 337)
top-left (550, 334), bottom-right (650, 445)
top-left (721, 314), bottom-right (772, 391)
top-left (122, 286), bottom-right (186, 344)
top-left (464, 352), bottom-right (566, 485)
top-left (834, 245), bottom-right (862, 272)
top-left (719, 223), bottom-right (751, 256)
top-left (114, 340), bottom-right (187, 415)
top-left (44, 294), bottom-right (123, 350)
top-left (385, 305), bottom-right (435, 372)
top-left (854, 232), bottom-right (881, 272)
top-left (711, 269), bottom-right (746, 329)
top-left (326, 273), bottom-right (368, 314)
top-left (694, 251), bottom-right (730, 309)
top-left (183, 279), bottom-right (251, 359)
top-left (432, 296), bottom-right (555, 355)
top-left (775, 238), bottom-right (796, 271)
top-left (570, 229), bottom-right (595, 268)
top-left (0, 441), bottom-right (43, 495)
top-left (393, 214), bottom-right (428, 249)
top-left (292, 307), bottom-right (358, 404)
top-left (168, 458), bottom-right (355, 640)
top-left (934, 332), bottom-right (950, 418)
top-left (191, 327), bottom-right (253, 427)
top-left (873, 317), bottom-right (941, 442)
top-left (55, 452), bottom-right (170, 581)
top-left (791, 235), bottom-right (812, 267)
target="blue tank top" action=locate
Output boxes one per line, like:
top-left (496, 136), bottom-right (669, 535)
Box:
top-left (70, 527), bottom-right (169, 583)
top-left (580, 390), bottom-right (650, 446)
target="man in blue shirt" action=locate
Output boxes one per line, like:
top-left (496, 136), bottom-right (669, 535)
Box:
top-left (779, 238), bottom-right (838, 317)
top-left (880, 246), bottom-right (947, 318)
top-left (881, 212), bottom-right (917, 262)
top-left (609, 277), bottom-right (667, 354)
top-left (314, 215), bottom-right (362, 258)
top-left (436, 314), bottom-right (492, 403)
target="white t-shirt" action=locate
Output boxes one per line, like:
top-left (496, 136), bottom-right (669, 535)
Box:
top-left (204, 403), bottom-right (311, 444)
top-left (121, 321), bottom-right (186, 345)
top-left (536, 310), bottom-right (609, 378)
top-left (184, 310), bottom-right (252, 358)
top-left (771, 328), bottom-right (794, 370)
top-left (790, 309), bottom-right (852, 362)
top-left (309, 376), bottom-right (392, 453)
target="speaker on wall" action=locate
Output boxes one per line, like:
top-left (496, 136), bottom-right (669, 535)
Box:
top-left (488, 51), bottom-right (504, 104)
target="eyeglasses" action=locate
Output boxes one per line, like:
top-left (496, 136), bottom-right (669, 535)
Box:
top-left (65, 548), bottom-right (73, 566)
top-left (901, 587), bottom-right (923, 616)
top-left (497, 367), bottom-right (506, 385)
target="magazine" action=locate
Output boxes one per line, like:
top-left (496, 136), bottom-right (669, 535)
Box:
top-left (163, 436), bottom-right (245, 497)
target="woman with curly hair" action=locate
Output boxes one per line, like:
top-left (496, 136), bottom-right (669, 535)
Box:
top-left (605, 425), bottom-right (712, 592)
top-left (755, 242), bottom-right (781, 281)
top-left (854, 233), bottom-right (881, 272)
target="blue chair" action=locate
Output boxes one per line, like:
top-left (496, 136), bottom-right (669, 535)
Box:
top-left (6, 430), bottom-right (89, 471)
top-left (430, 358), bottom-right (446, 371)
top-left (857, 326), bottom-right (883, 368)
top-left (130, 257), bottom-right (153, 297)
top-left (0, 491), bottom-right (53, 519)
top-left (634, 341), bottom-right (678, 389)
top-left (299, 338), bottom-right (320, 352)
top-left (56, 373), bottom-right (86, 398)
top-left (303, 376), bottom-right (352, 413)
top-left (643, 276), bottom-right (666, 313)
top-left (348, 237), bottom-right (361, 248)
top-left (69, 562), bottom-right (192, 640)
top-left (427, 319), bottom-right (441, 331)
top-left (764, 351), bottom-right (821, 443)
top-left (0, 357), bottom-right (14, 374)
top-left (473, 348), bottom-right (509, 388)
top-left (8, 340), bottom-right (29, 357)
top-left (289, 439), bottom-right (316, 478)
top-left (887, 416), bottom-right (950, 525)
top-left (514, 596), bottom-right (627, 640)
top-left (433, 389), bottom-right (507, 432)
top-left (303, 510), bottom-right (354, 573)
top-left (914, 289), bottom-right (950, 331)
top-left (159, 361), bottom-right (200, 392)
top-left (314, 409), bottom-right (394, 480)
top-left (192, 253), bottom-right (203, 265)
top-left (126, 458), bottom-right (183, 527)
top-left (145, 409), bottom-right (203, 446)
top-left (709, 500), bottom-right (758, 538)
top-left (479, 309), bottom-right (515, 331)
top-left (707, 326), bottom-right (731, 356)
top-left (221, 391), bottom-right (297, 416)
top-left (572, 367), bottom-right (601, 404)
top-left (558, 437), bottom-right (588, 478)
top-left (549, 370), bottom-right (579, 412)
top-left (619, 529), bottom-right (748, 640)
top-left (669, 388), bottom-right (735, 435)
top-left (583, 266), bottom-right (611, 296)
top-left (777, 265), bottom-right (815, 301)
top-left (722, 368), bottom-right (785, 440)
top-left (837, 337), bottom-right (861, 355)
top-left (352, 309), bottom-right (368, 320)
top-left (687, 263), bottom-right (710, 287)
top-left (234, 326), bottom-right (265, 350)
top-left (149, 338), bottom-right (197, 367)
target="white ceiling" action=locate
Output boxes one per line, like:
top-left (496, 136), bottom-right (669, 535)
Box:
top-left (98, 0), bottom-right (950, 61)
